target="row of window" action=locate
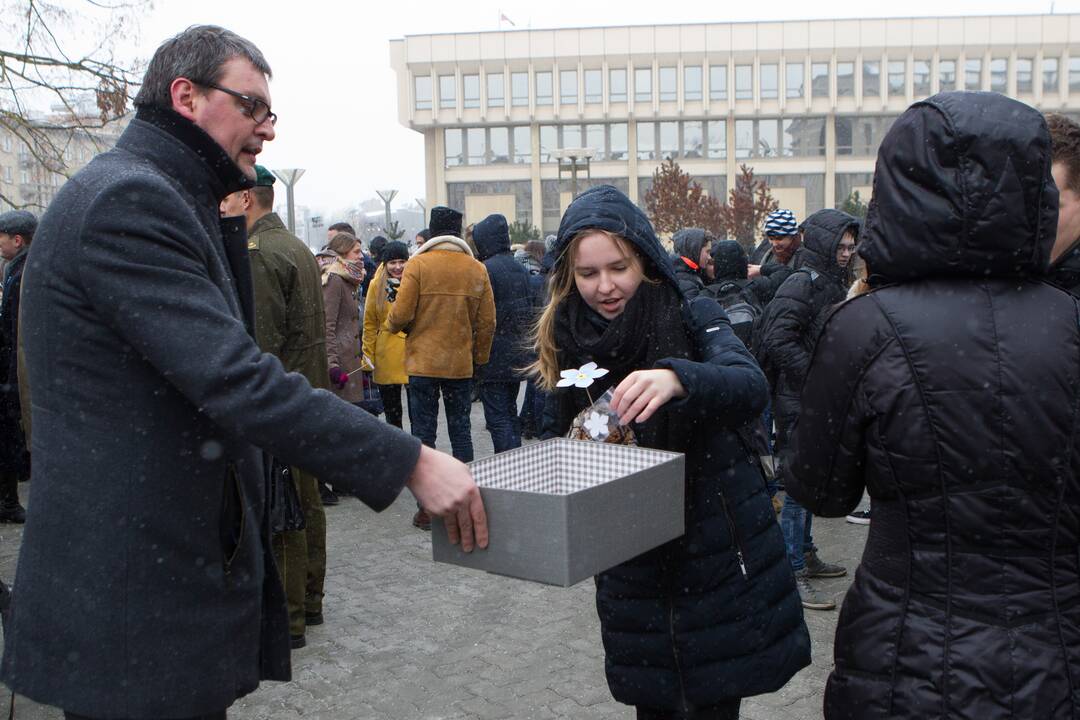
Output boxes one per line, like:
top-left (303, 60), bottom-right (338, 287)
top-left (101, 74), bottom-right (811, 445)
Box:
top-left (417, 57), bottom-right (1080, 110)
top-left (444, 116), bottom-right (897, 167)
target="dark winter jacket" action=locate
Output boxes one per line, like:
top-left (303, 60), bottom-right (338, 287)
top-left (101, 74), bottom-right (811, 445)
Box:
top-left (473, 214), bottom-right (533, 382)
top-left (788, 92), bottom-right (1075, 719)
top-left (755, 208), bottom-right (859, 424)
top-left (0, 248), bottom-right (29, 476)
top-left (707, 239), bottom-right (773, 309)
top-left (671, 228), bottom-right (711, 299)
top-left (1047, 246), bottom-right (1080, 296)
top-left (543, 185), bottom-right (809, 711)
top-left (1, 106), bottom-right (422, 717)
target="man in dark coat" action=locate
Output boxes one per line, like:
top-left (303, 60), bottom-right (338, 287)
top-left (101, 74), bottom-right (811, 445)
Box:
top-left (1, 25), bottom-right (487, 720)
top-left (670, 227), bottom-right (715, 299)
top-left (788, 91), bottom-right (1075, 720)
top-left (0, 209), bottom-right (35, 524)
top-left (220, 165), bottom-right (330, 649)
top-left (756, 207), bottom-right (858, 611)
top-left (473, 213), bottom-right (533, 453)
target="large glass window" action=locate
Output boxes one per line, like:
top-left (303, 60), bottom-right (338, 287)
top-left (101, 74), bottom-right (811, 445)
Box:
top-left (757, 118), bottom-right (779, 157)
top-left (707, 120), bottom-right (726, 159)
top-left (685, 66), bottom-right (703, 101)
top-left (660, 121), bottom-right (678, 159)
top-left (636, 121), bottom-right (656, 160)
top-left (489, 127), bottom-right (509, 163)
top-left (463, 74), bottom-right (480, 109)
top-left (836, 116), bottom-right (897, 156)
top-left (609, 123), bottom-right (628, 160)
top-left (659, 67), bottom-right (677, 102)
top-left (786, 63), bottom-right (804, 98)
top-left (487, 73), bottom-right (504, 107)
top-left (466, 128), bottom-right (486, 164)
top-left (439, 75), bottom-right (456, 108)
top-left (888, 61), bottom-right (905, 96)
top-left (735, 119), bottom-right (754, 158)
top-left (709, 64), bottom-right (727, 100)
top-left (610, 68), bottom-right (627, 103)
top-left (512, 126), bottom-right (530, 163)
top-left (990, 58), bottom-right (1008, 93)
top-left (1044, 58), bottom-right (1059, 93)
top-left (811, 62), bottom-right (830, 97)
top-left (584, 69), bottom-right (602, 103)
top-left (760, 64), bottom-right (779, 99)
top-left (535, 71), bottom-right (553, 105)
top-left (586, 124), bottom-right (605, 159)
top-left (414, 76), bottom-right (432, 110)
top-left (562, 124), bottom-right (582, 149)
top-left (782, 117), bottom-right (826, 156)
top-left (683, 121), bottom-right (703, 158)
top-left (863, 61), bottom-right (880, 97)
top-left (735, 65), bottom-right (752, 99)
top-left (940, 59), bottom-right (957, 91)
top-left (913, 60), bottom-right (931, 96)
top-left (511, 72), bottom-right (529, 106)
top-left (444, 128), bottom-right (463, 166)
top-left (539, 125), bottom-right (558, 162)
top-left (1071, 58), bottom-right (1080, 93)
top-left (635, 67), bottom-right (652, 103)
top-left (560, 70), bottom-right (577, 105)
top-left (1016, 58), bottom-right (1033, 93)
top-left (965, 59), bottom-right (982, 90)
top-left (836, 62), bottom-right (854, 97)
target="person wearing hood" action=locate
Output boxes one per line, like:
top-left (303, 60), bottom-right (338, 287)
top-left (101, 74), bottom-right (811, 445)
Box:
top-left (536, 185), bottom-right (809, 719)
top-left (671, 228), bottom-right (716, 299)
top-left (473, 214), bottom-right (534, 453)
top-left (361, 240), bottom-right (411, 430)
top-left (705, 239), bottom-right (772, 348)
top-left (787, 92), bottom-right (1080, 719)
top-left (756, 207), bottom-right (859, 611)
top-left (387, 206), bottom-right (495, 526)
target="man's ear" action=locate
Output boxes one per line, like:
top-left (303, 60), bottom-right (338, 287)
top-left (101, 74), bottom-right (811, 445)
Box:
top-left (170, 77), bottom-right (199, 121)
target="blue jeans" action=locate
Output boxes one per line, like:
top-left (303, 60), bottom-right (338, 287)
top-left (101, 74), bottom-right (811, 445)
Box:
top-left (478, 381), bottom-right (522, 454)
top-left (407, 376), bottom-right (474, 462)
top-left (780, 494), bottom-right (815, 572)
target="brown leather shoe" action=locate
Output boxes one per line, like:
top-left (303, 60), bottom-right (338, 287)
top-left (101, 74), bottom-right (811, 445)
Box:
top-left (412, 509), bottom-right (431, 531)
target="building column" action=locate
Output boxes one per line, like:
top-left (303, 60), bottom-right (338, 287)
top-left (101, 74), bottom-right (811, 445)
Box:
top-left (627, 120), bottom-right (639, 203)
top-left (530, 123), bottom-right (542, 229)
top-left (825, 114), bottom-right (837, 209)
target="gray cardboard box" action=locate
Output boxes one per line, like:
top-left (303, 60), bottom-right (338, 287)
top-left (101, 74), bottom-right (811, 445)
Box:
top-left (432, 438), bottom-right (685, 587)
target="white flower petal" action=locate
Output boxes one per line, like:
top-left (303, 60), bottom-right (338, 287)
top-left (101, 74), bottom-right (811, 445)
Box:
top-left (559, 368), bottom-right (579, 379)
top-left (556, 378), bottom-right (576, 387)
top-left (574, 377), bottom-right (595, 388)
top-left (590, 367), bottom-right (609, 379)
top-left (580, 361), bottom-right (598, 373)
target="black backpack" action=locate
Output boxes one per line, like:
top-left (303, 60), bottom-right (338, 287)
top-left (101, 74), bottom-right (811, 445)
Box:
top-left (709, 280), bottom-right (762, 349)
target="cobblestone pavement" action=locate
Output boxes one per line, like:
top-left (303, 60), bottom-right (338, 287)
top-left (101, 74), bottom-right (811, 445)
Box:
top-left (0, 394), bottom-right (869, 719)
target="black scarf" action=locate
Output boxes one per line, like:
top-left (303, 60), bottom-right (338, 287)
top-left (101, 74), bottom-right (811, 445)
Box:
top-left (554, 280), bottom-right (696, 454)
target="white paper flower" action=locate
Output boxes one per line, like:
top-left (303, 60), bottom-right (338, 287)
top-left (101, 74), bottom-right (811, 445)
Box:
top-left (583, 411), bottom-right (611, 440)
top-left (556, 361), bottom-right (609, 389)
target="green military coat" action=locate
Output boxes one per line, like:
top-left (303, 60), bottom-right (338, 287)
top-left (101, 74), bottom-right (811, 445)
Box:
top-left (248, 212), bottom-right (331, 390)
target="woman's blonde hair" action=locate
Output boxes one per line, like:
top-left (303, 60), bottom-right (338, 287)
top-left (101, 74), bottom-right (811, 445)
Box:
top-left (526, 229), bottom-right (646, 390)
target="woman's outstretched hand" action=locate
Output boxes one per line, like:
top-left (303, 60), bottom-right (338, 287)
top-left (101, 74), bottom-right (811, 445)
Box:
top-left (610, 369), bottom-right (686, 426)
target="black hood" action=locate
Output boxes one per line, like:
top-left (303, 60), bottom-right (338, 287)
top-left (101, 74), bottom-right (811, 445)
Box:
top-left (796, 208), bottom-right (860, 280)
top-left (712, 239), bottom-right (749, 280)
top-left (554, 185), bottom-right (679, 290)
top-left (473, 213), bottom-right (510, 261)
top-left (860, 91), bottom-right (1058, 284)
top-left (672, 228), bottom-right (710, 266)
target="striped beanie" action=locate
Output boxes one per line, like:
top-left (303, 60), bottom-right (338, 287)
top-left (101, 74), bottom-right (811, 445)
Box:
top-left (763, 209), bottom-right (798, 236)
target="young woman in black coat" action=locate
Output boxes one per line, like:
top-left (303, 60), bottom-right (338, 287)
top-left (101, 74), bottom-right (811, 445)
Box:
top-left (536, 185), bottom-right (809, 719)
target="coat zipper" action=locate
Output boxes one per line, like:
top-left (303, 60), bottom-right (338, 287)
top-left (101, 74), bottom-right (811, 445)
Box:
top-left (718, 491), bottom-right (749, 578)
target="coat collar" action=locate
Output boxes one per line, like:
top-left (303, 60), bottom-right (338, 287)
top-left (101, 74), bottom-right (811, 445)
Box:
top-left (120, 105), bottom-right (254, 205)
top-left (249, 211), bottom-right (288, 238)
top-left (416, 234), bottom-right (474, 258)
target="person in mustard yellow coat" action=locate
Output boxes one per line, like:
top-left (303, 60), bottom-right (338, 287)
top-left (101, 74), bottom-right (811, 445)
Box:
top-left (362, 240), bottom-right (410, 429)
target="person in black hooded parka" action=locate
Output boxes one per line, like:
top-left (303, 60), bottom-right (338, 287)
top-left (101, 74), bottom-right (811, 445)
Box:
top-left (538, 185), bottom-right (809, 719)
top-left (671, 227), bottom-right (715, 299)
top-left (788, 92), bottom-right (1080, 719)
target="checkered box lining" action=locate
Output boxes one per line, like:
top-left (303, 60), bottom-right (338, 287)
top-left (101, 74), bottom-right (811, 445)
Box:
top-left (470, 439), bottom-right (679, 495)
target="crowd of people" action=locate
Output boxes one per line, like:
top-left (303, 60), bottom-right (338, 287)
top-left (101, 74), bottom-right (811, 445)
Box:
top-left (0, 21), bottom-right (1079, 720)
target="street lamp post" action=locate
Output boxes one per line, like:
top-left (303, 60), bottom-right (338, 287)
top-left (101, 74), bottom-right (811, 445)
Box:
top-left (376, 189), bottom-right (398, 232)
top-left (272, 168), bottom-right (305, 233)
top-left (555, 147), bottom-right (594, 198)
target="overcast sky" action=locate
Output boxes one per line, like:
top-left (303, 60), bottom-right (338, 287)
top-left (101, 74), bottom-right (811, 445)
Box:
top-left (114, 0), bottom-right (1080, 219)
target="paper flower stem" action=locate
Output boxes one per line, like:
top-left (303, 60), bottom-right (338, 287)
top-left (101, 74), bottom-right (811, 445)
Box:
top-left (586, 388), bottom-right (594, 405)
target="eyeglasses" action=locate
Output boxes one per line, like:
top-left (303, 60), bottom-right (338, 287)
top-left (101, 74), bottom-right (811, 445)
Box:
top-left (197, 81), bottom-right (277, 126)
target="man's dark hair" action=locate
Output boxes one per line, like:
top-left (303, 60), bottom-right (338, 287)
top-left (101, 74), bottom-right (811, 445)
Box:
top-left (328, 222), bottom-right (355, 235)
top-left (1047, 113), bottom-right (1080, 194)
top-left (250, 185), bottom-right (274, 210)
top-left (417, 228), bottom-right (431, 242)
top-left (134, 25), bottom-right (272, 110)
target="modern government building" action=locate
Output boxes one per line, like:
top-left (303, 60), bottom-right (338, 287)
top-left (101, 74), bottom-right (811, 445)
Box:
top-left (391, 13), bottom-right (1080, 236)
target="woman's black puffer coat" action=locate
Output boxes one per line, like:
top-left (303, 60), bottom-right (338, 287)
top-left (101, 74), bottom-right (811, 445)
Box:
top-left (787, 92), bottom-right (1080, 719)
top-left (543, 185), bottom-right (810, 712)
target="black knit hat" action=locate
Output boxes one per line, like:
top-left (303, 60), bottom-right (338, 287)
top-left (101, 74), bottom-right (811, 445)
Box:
top-left (429, 206), bottom-right (463, 238)
top-left (381, 240), bottom-right (410, 263)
